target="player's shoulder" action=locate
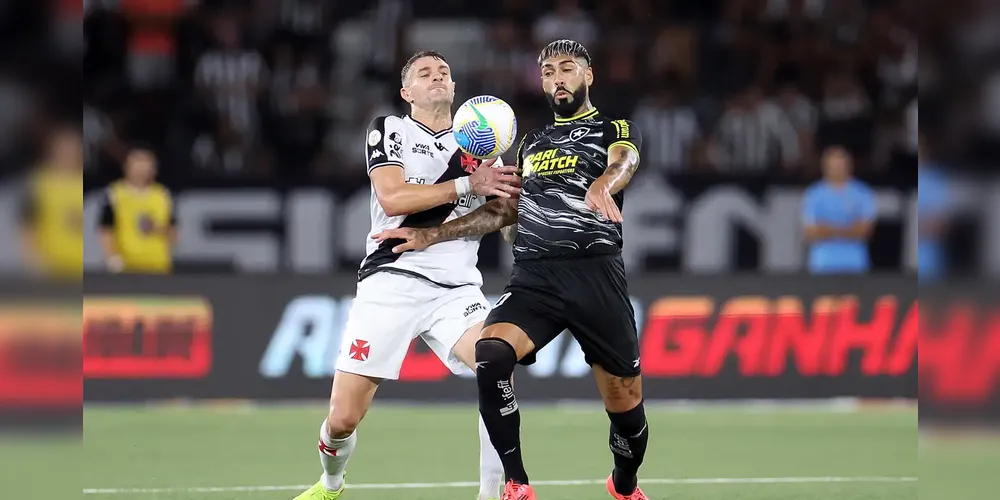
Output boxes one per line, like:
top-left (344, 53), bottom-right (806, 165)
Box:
top-left (367, 114), bottom-right (406, 132)
top-left (151, 182), bottom-right (172, 198)
top-left (599, 115), bottom-right (639, 130)
top-left (598, 115), bottom-right (641, 146)
top-left (516, 128), bottom-right (544, 150)
top-left (520, 128), bottom-right (545, 142)
top-left (597, 113), bottom-right (632, 123)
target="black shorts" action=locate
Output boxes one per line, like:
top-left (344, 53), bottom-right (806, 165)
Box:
top-left (484, 254), bottom-right (640, 377)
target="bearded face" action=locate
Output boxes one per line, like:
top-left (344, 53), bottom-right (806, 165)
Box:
top-left (540, 55), bottom-right (593, 118)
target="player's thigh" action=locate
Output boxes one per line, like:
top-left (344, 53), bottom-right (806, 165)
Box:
top-left (420, 285), bottom-right (492, 374)
top-left (451, 320), bottom-right (485, 370)
top-left (564, 259), bottom-right (642, 411)
top-left (481, 286), bottom-right (565, 362)
top-left (336, 273), bottom-right (428, 380)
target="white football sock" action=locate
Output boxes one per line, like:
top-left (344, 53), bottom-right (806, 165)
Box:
top-left (318, 419), bottom-right (356, 491)
top-left (479, 414), bottom-right (504, 499)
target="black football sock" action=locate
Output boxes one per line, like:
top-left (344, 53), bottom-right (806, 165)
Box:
top-left (608, 401), bottom-right (649, 495)
top-left (475, 338), bottom-right (529, 484)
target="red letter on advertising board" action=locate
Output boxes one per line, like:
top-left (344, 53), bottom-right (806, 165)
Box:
top-left (920, 304), bottom-right (976, 402)
top-left (398, 340), bottom-right (450, 382)
top-left (701, 297), bottom-right (770, 377)
top-left (883, 302), bottom-right (917, 376)
top-left (826, 296), bottom-right (896, 376)
top-left (963, 314), bottom-right (1000, 403)
top-left (640, 298), bottom-right (712, 377)
top-left (764, 296), bottom-right (837, 377)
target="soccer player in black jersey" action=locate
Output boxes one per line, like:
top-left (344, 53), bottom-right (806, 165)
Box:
top-left (373, 40), bottom-right (649, 500)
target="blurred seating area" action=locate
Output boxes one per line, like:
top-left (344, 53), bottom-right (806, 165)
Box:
top-left (74, 0), bottom-right (984, 190)
top-left (0, 2), bottom-right (80, 178)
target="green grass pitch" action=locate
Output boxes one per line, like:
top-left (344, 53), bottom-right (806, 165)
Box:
top-left (76, 403), bottom-right (917, 500)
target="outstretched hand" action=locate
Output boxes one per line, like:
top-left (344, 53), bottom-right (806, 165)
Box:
top-left (585, 179), bottom-right (623, 223)
top-left (370, 227), bottom-right (433, 253)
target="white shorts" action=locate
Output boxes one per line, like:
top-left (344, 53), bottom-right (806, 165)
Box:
top-left (335, 272), bottom-right (491, 380)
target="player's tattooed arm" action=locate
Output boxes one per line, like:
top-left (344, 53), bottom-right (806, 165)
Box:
top-left (428, 197), bottom-right (518, 243)
top-left (500, 223), bottom-right (517, 243)
top-left (600, 144), bottom-right (641, 195)
top-left (371, 197), bottom-right (518, 253)
top-left (585, 144), bottom-right (640, 224)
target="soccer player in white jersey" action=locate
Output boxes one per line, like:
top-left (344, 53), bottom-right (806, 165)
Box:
top-left (293, 51), bottom-right (520, 500)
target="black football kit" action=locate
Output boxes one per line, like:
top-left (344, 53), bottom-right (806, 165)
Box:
top-left (484, 108), bottom-right (643, 377)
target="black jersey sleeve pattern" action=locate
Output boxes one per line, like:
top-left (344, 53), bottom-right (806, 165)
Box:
top-left (603, 119), bottom-right (642, 159)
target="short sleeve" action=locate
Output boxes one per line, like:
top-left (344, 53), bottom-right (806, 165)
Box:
top-left (604, 119), bottom-right (642, 158)
top-left (365, 116), bottom-right (406, 175)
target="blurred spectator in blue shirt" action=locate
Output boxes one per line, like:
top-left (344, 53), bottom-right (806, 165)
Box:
top-left (917, 158), bottom-right (949, 280)
top-left (802, 146), bottom-right (877, 274)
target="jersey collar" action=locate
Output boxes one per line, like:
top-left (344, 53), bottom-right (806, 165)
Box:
top-left (554, 107), bottom-right (599, 125)
top-left (405, 115), bottom-right (451, 138)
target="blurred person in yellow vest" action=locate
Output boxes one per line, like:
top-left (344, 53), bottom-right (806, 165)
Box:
top-left (19, 126), bottom-right (84, 279)
top-left (98, 147), bottom-right (176, 274)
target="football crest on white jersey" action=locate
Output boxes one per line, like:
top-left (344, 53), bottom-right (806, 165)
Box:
top-left (367, 129), bottom-right (382, 146)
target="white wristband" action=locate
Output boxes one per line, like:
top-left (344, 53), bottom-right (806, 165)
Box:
top-left (455, 177), bottom-right (472, 198)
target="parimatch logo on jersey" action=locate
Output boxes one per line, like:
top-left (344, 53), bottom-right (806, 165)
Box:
top-left (522, 148), bottom-right (580, 177)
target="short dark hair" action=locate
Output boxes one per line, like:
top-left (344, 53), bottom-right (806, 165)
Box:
top-left (400, 50), bottom-right (448, 85)
top-left (537, 39), bottom-right (591, 66)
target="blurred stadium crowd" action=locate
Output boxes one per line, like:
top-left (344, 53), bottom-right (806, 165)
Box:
top-left (0, 0), bottom-right (998, 277)
top-left (72, 0), bottom-right (937, 187)
top-left (0, 0), bottom-right (989, 185)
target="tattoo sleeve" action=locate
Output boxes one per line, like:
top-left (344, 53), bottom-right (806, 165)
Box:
top-left (500, 224), bottom-right (517, 243)
top-left (602, 145), bottom-right (640, 195)
top-left (426, 198), bottom-right (518, 244)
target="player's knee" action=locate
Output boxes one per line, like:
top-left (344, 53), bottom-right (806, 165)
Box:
top-left (480, 323), bottom-right (533, 358)
top-left (475, 338), bottom-right (517, 372)
top-left (607, 400), bottom-right (646, 436)
top-left (326, 408), bottom-right (363, 438)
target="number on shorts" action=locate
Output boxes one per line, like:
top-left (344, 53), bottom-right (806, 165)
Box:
top-left (495, 292), bottom-right (512, 307)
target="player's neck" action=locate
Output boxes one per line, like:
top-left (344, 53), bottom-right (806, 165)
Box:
top-left (410, 106), bottom-right (453, 134)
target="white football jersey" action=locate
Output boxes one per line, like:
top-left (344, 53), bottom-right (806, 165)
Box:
top-left (360, 115), bottom-right (489, 287)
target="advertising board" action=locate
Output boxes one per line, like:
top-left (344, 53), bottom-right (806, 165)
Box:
top-left (0, 282), bottom-right (81, 428)
top-left (83, 274), bottom-right (933, 408)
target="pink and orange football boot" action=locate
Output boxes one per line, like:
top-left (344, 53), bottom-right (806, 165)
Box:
top-left (500, 480), bottom-right (537, 500)
top-left (606, 474), bottom-right (649, 500)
